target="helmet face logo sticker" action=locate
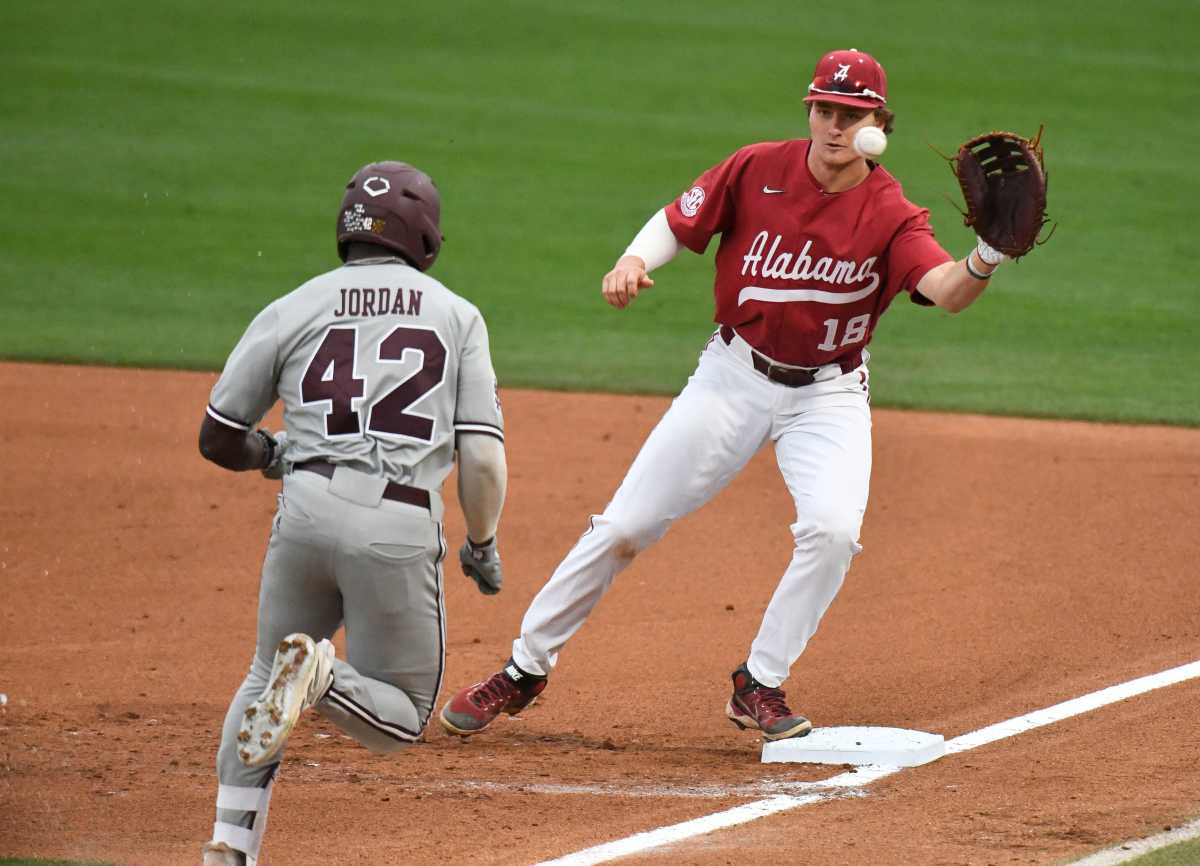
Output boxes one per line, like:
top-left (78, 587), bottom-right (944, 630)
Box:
top-left (834, 64), bottom-right (851, 82)
top-left (363, 176), bottom-right (391, 197)
top-left (342, 202), bottom-right (384, 233)
top-left (680, 186), bottom-right (705, 218)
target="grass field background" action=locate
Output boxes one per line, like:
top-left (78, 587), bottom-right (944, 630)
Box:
top-left (1, 0), bottom-right (1197, 424)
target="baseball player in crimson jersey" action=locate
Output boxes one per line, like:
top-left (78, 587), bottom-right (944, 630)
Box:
top-left (197, 161), bottom-right (508, 866)
top-left (440, 49), bottom-right (1019, 742)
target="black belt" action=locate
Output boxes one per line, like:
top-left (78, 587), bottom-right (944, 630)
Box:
top-left (295, 460), bottom-right (431, 511)
top-left (719, 325), bottom-right (862, 388)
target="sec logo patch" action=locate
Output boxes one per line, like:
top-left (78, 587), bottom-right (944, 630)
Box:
top-left (680, 185), bottom-right (705, 218)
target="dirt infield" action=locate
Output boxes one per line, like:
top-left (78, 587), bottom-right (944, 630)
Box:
top-left (1, 361), bottom-right (1198, 866)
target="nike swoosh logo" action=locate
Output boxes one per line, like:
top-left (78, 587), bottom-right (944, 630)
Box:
top-left (762, 186), bottom-right (785, 195)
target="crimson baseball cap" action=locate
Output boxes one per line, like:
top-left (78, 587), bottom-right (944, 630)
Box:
top-left (804, 48), bottom-right (888, 109)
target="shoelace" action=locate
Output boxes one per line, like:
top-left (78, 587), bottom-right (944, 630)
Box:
top-left (750, 686), bottom-right (793, 720)
top-left (469, 673), bottom-right (518, 710)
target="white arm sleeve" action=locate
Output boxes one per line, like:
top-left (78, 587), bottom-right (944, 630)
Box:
top-left (622, 208), bottom-right (682, 273)
top-left (456, 434), bottom-right (507, 543)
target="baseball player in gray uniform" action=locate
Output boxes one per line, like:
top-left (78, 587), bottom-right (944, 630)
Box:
top-left (197, 161), bottom-right (507, 866)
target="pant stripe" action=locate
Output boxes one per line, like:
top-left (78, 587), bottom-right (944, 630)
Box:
top-left (325, 688), bottom-right (422, 742)
top-left (424, 521), bottom-right (447, 730)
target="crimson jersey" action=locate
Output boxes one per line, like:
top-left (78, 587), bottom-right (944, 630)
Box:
top-left (666, 139), bottom-right (953, 368)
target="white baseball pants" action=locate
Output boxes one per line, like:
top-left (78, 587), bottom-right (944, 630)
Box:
top-left (512, 330), bottom-right (872, 687)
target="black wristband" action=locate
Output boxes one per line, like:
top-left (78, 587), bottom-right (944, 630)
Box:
top-left (467, 536), bottom-right (495, 551)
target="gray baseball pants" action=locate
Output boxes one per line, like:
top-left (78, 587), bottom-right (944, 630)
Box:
top-left (210, 467), bottom-right (446, 863)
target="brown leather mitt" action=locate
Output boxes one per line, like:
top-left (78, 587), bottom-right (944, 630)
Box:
top-left (953, 128), bottom-right (1049, 259)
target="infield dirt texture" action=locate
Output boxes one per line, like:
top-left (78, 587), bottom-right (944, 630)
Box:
top-left (1, 1), bottom-right (1198, 864)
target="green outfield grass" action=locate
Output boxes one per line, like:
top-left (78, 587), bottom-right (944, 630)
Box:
top-left (1, 0), bottom-right (1196, 424)
top-left (1125, 837), bottom-right (1200, 865)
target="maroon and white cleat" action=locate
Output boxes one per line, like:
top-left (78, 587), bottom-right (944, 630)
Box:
top-left (439, 658), bottom-right (547, 736)
top-left (725, 663), bottom-right (812, 741)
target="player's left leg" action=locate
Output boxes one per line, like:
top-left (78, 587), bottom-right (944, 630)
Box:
top-left (750, 395), bottom-right (873, 687)
top-left (727, 394), bottom-right (871, 740)
top-left (208, 635), bottom-right (333, 862)
top-left (208, 471), bottom-right (346, 864)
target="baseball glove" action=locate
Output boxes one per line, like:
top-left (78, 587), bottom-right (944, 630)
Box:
top-left (951, 127), bottom-right (1050, 259)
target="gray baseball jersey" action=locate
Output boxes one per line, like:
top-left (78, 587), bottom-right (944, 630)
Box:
top-left (204, 257), bottom-right (502, 864)
top-left (207, 258), bottom-right (503, 486)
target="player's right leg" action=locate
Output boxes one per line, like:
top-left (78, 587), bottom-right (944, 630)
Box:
top-left (440, 339), bottom-right (775, 736)
top-left (236, 633), bottom-right (335, 768)
top-left (318, 497), bottom-right (446, 751)
top-left (439, 656), bottom-right (547, 736)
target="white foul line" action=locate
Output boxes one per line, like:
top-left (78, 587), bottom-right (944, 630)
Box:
top-left (1066, 816), bottom-right (1200, 865)
top-left (945, 660), bottom-right (1200, 754)
top-left (534, 660), bottom-right (1200, 866)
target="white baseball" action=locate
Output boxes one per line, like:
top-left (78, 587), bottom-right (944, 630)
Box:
top-left (853, 126), bottom-right (888, 159)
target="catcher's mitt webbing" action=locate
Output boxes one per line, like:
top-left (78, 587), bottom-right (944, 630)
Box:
top-left (951, 127), bottom-right (1049, 259)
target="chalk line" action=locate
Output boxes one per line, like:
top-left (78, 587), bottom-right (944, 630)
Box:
top-left (1067, 816), bottom-right (1200, 865)
top-left (533, 659), bottom-right (1200, 866)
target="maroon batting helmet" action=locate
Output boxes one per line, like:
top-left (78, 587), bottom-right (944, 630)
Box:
top-left (336, 161), bottom-right (443, 270)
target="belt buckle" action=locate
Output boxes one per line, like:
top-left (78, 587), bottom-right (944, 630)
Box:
top-left (767, 359), bottom-right (816, 387)
top-left (745, 342), bottom-right (819, 387)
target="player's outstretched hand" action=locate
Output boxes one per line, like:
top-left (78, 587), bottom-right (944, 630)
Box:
top-left (602, 255), bottom-right (654, 309)
top-left (460, 537), bottom-right (503, 595)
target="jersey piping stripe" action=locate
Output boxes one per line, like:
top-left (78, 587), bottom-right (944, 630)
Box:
top-left (324, 688), bottom-right (422, 743)
top-left (454, 422), bottom-right (504, 441)
top-left (206, 404), bottom-right (252, 431)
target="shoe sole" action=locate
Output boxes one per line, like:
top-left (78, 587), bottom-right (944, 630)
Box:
top-left (202, 841), bottom-right (243, 866)
top-left (725, 700), bottom-right (813, 741)
top-left (438, 696), bottom-right (539, 737)
top-left (238, 634), bottom-right (318, 767)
